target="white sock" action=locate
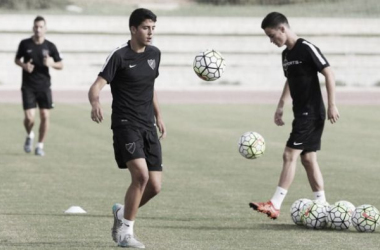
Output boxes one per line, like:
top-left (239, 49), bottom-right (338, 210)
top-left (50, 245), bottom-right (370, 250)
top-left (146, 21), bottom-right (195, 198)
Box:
top-left (28, 131), bottom-right (35, 139)
top-left (270, 186), bottom-right (288, 209)
top-left (313, 191), bottom-right (326, 202)
top-left (36, 142), bottom-right (44, 149)
top-left (121, 218), bottom-right (134, 235)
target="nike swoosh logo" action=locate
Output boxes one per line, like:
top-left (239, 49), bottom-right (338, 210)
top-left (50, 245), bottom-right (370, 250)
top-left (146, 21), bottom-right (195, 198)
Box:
top-left (293, 142), bottom-right (303, 145)
top-left (129, 64), bottom-right (137, 68)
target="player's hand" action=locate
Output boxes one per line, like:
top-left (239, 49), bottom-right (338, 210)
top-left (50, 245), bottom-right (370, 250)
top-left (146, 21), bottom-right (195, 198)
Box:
top-left (328, 105), bottom-right (340, 124)
top-left (91, 104), bottom-right (103, 123)
top-left (156, 117), bottom-right (166, 140)
top-left (43, 54), bottom-right (54, 67)
top-left (274, 108), bottom-right (285, 126)
top-left (24, 59), bottom-right (34, 73)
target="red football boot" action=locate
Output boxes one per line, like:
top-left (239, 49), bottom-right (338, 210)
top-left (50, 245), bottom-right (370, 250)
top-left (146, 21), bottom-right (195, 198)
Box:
top-left (249, 200), bottom-right (280, 220)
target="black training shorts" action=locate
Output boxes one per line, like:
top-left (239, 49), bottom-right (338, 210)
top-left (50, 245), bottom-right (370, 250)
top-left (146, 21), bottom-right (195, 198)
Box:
top-left (112, 126), bottom-right (162, 171)
top-left (286, 118), bottom-right (325, 153)
top-left (21, 87), bottom-right (54, 110)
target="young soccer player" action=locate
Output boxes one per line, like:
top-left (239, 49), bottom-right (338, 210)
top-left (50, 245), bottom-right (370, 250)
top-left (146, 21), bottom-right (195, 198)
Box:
top-left (249, 12), bottom-right (340, 219)
top-left (15, 16), bottom-right (63, 156)
top-left (88, 8), bottom-right (166, 248)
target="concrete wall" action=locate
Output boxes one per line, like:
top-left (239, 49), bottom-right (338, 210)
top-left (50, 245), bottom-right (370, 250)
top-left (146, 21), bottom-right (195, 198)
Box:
top-left (1, 14), bottom-right (380, 90)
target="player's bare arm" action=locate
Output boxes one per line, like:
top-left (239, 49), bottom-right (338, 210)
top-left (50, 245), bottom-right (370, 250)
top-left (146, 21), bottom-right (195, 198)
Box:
top-left (274, 80), bottom-right (290, 126)
top-left (321, 67), bottom-right (340, 124)
top-left (153, 90), bottom-right (166, 139)
top-left (88, 76), bottom-right (107, 123)
top-left (43, 55), bottom-right (63, 70)
top-left (15, 58), bottom-right (34, 73)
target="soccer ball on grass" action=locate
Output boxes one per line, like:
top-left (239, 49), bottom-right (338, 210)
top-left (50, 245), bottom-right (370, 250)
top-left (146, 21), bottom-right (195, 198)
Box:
top-left (290, 198), bottom-right (312, 225)
top-left (326, 203), bottom-right (352, 230)
top-left (351, 204), bottom-right (380, 232)
top-left (334, 200), bottom-right (355, 215)
top-left (238, 131), bottom-right (265, 159)
top-left (301, 200), bottom-right (329, 229)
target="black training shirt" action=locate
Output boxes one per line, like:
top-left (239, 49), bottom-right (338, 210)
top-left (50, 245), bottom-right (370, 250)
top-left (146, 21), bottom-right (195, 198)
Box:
top-left (99, 41), bottom-right (161, 130)
top-left (282, 38), bottom-right (329, 119)
top-left (16, 37), bottom-right (62, 90)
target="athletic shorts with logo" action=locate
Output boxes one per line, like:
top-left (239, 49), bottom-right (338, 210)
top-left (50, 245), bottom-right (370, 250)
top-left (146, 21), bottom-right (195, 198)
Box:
top-left (286, 118), bottom-right (325, 154)
top-left (21, 87), bottom-right (53, 110)
top-left (112, 126), bottom-right (162, 171)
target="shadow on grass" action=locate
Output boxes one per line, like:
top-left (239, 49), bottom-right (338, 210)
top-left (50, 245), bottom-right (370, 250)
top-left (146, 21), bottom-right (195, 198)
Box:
top-left (0, 240), bottom-right (113, 248)
top-left (0, 212), bottom-right (110, 218)
top-left (147, 222), bottom-right (300, 231)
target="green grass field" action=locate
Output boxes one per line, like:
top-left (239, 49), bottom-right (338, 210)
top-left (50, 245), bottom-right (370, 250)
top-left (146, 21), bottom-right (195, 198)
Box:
top-left (1, 103), bottom-right (380, 249)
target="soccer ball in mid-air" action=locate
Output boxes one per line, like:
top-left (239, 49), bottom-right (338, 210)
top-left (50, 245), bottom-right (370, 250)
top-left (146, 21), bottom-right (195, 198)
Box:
top-left (238, 132), bottom-right (265, 159)
top-left (351, 204), bottom-right (380, 232)
top-left (301, 200), bottom-right (329, 229)
top-left (193, 49), bottom-right (226, 81)
top-left (326, 203), bottom-right (352, 230)
top-left (290, 198), bottom-right (312, 225)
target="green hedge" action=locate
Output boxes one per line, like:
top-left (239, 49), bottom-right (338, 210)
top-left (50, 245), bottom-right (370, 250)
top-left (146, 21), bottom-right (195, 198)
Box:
top-left (0, 0), bottom-right (69, 9)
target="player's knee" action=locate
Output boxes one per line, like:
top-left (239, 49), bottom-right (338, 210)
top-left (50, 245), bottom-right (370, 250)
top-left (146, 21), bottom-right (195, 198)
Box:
top-left (282, 151), bottom-right (297, 163)
top-left (24, 116), bottom-right (34, 124)
top-left (40, 111), bottom-right (50, 121)
top-left (133, 172), bottom-right (149, 188)
top-left (301, 155), bottom-right (315, 168)
top-left (150, 182), bottom-right (161, 196)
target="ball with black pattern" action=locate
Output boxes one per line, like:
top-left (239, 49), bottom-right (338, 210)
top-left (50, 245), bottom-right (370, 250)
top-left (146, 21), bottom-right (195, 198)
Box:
top-left (238, 131), bottom-right (265, 159)
top-left (326, 203), bottom-right (352, 230)
top-left (301, 200), bottom-right (329, 229)
top-left (290, 198), bottom-right (312, 225)
top-left (193, 49), bottom-right (226, 81)
top-left (352, 204), bottom-right (380, 232)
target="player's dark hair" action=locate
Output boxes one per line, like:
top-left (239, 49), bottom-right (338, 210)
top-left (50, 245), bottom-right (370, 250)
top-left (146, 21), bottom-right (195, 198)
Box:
top-left (261, 12), bottom-right (289, 29)
top-left (34, 15), bottom-right (46, 24)
top-left (129, 8), bottom-right (157, 29)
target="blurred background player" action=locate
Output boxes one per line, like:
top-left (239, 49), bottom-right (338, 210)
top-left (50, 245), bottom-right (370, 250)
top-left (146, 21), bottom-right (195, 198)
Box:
top-left (88, 8), bottom-right (166, 248)
top-left (15, 16), bottom-right (63, 156)
top-left (249, 12), bottom-right (340, 219)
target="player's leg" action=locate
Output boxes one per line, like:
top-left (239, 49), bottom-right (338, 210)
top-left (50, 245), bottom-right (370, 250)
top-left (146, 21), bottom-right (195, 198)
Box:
top-left (301, 151), bottom-right (326, 202)
top-left (23, 108), bottom-right (36, 153)
top-left (117, 158), bottom-right (148, 248)
top-left (249, 147), bottom-right (302, 219)
top-left (112, 128), bottom-right (161, 248)
top-left (24, 109), bottom-right (36, 135)
top-left (139, 129), bottom-right (163, 207)
top-left (35, 108), bottom-right (49, 156)
top-left (277, 147), bottom-right (303, 189)
top-left (111, 127), bottom-right (148, 247)
top-left (34, 89), bottom-right (53, 156)
top-left (139, 171), bottom-right (161, 207)
top-left (22, 87), bottom-right (37, 153)
top-left (124, 158), bottom-right (149, 221)
top-left (301, 119), bottom-right (326, 201)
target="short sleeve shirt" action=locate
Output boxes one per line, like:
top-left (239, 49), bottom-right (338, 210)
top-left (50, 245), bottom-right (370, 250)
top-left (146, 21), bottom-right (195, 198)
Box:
top-left (282, 38), bottom-right (329, 119)
top-left (16, 38), bottom-right (62, 90)
top-left (99, 41), bottom-right (161, 130)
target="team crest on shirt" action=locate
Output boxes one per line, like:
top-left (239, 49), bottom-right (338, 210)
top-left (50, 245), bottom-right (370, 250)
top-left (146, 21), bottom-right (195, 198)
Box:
top-left (125, 142), bottom-right (136, 154)
top-left (147, 59), bottom-right (156, 70)
top-left (42, 49), bottom-right (50, 57)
